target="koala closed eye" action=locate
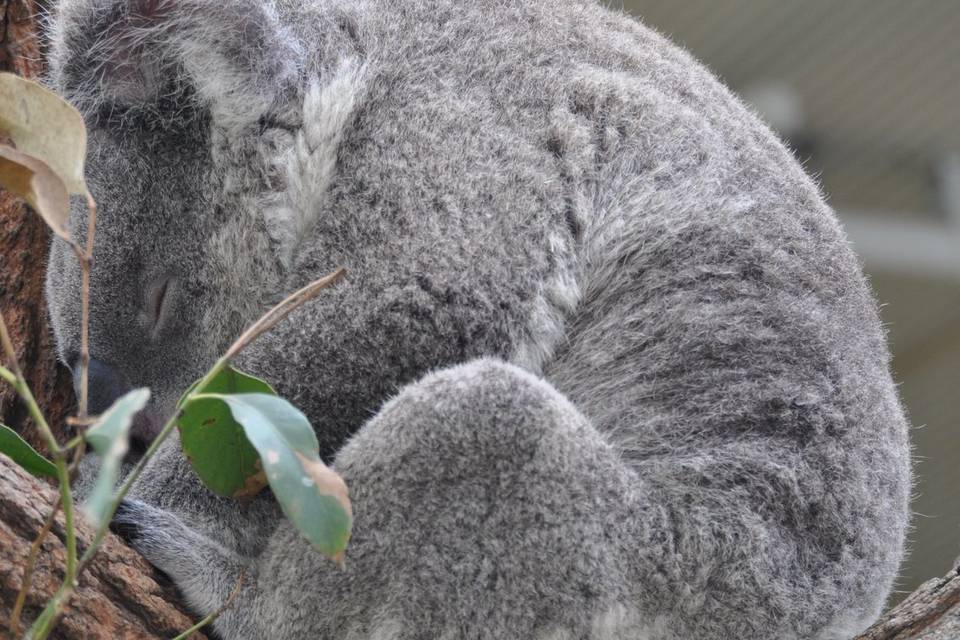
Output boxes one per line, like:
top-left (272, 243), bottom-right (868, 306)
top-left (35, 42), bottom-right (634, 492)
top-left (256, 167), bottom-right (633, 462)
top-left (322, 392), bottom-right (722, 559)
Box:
top-left (144, 276), bottom-right (173, 335)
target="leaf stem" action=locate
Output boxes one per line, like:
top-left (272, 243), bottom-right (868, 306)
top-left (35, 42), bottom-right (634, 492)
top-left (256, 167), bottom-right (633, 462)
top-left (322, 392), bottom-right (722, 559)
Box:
top-left (224, 268), bottom-right (345, 360)
top-left (0, 311), bottom-right (24, 381)
top-left (170, 568), bottom-right (246, 640)
top-left (22, 191), bottom-right (97, 640)
top-left (1, 316), bottom-right (78, 640)
top-left (0, 364), bottom-right (16, 387)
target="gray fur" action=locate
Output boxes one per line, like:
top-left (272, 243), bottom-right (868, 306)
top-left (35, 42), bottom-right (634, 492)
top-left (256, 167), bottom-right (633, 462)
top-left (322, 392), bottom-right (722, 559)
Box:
top-left (44, 0), bottom-right (911, 638)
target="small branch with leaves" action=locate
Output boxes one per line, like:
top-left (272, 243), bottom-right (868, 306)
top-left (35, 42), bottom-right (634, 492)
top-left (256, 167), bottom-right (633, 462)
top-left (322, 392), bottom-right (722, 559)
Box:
top-left (0, 72), bottom-right (352, 639)
top-left (0, 452), bottom-right (206, 638)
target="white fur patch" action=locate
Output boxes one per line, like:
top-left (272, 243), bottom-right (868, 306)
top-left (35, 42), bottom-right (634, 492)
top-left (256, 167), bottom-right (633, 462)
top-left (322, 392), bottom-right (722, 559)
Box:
top-left (510, 230), bottom-right (582, 373)
top-left (535, 605), bottom-right (658, 640)
top-left (368, 619), bottom-right (404, 640)
top-left (272, 57), bottom-right (368, 268)
top-left (590, 604), bottom-right (656, 640)
top-left (343, 617), bottom-right (404, 640)
top-left (814, 606), bottom-right (879, 640)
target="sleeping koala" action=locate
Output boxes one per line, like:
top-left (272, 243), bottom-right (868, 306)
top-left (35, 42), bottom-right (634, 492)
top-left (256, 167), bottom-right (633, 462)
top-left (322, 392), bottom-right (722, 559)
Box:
top-left (44, 0), bottom-right (911, 638)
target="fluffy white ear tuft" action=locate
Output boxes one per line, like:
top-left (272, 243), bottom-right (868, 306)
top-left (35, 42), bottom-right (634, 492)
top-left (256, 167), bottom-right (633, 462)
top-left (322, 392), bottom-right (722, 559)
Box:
top-left (263, 58), bottom-right (368, 269)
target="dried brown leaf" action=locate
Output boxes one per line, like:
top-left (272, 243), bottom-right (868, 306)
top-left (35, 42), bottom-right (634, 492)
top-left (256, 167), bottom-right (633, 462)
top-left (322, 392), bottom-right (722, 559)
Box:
top-left (0, 144), bottom-right (71, 240)
top-left (233, 466), bottom-right (269, 501)
top-left (293, 450), bottom-right (353, 520)
top-left (0, 72), bottom-right (88, 195)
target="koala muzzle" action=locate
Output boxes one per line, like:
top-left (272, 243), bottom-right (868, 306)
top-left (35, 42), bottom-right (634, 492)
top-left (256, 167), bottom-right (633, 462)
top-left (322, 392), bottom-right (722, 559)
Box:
top-left (77, 357), bottom-right (159, 456)
top-left (78, 357), bottom-right (129, 416)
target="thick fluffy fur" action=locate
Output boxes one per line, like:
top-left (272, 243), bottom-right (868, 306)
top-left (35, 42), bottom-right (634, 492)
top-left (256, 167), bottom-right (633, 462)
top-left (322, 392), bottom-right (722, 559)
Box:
top-left (44, 0), bottom-right (911, 638)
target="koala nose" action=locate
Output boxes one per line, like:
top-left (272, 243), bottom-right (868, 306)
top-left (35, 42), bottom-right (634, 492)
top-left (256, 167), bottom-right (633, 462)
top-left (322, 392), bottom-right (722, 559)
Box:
top-left (75, 357), bottom-right (130, 416)
top-left (74, 357), bottom-right (159, 457)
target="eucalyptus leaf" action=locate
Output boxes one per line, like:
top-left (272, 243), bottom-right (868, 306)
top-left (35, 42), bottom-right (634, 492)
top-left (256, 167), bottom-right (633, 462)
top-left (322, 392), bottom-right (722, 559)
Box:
top-left (0, 72), bottom-right (88, 195)
top-left (178, 366), bottom-right (276, 498)
top-left (0, 144), bottom-right (71, 240)
top-left (195, 392), bottom-right (352, 562)
top-left (0, 423), bottom-right (57, 479)
top-left (82, 388), bottom-right (150, 529)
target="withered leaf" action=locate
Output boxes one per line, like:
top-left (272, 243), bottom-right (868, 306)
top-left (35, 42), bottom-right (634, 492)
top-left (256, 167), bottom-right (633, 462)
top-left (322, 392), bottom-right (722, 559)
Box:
top-left (0, 145), bottom-right (71, 240)
top-left (0, 72), bottom-right (88, 195)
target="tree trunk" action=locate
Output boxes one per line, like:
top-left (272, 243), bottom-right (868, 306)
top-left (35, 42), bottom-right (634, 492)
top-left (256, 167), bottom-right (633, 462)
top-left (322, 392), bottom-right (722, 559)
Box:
top-left (0, 0), bottom-right (75, 451)
top-left (0, 454), bottom-right (208, 639)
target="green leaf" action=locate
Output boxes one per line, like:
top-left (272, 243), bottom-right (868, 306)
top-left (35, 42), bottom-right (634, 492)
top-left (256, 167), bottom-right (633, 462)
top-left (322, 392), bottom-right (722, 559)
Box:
top-left (82, 388), bottom-right (150, 529)
top-left (194, 392), bottom-right (352, 562)
top-left (177, 366), bottom-right (276, 498)
top-left (0, 423), bottom-right (57, 478)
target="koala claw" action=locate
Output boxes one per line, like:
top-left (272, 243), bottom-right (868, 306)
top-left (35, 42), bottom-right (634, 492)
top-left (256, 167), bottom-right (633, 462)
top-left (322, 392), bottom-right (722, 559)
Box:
top-left (110, 500), bottom-right (144, 544)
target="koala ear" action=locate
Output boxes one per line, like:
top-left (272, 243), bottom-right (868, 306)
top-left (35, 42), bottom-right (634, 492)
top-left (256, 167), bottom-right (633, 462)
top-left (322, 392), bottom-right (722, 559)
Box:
top-left (49, 0), bottom-right (302, 128)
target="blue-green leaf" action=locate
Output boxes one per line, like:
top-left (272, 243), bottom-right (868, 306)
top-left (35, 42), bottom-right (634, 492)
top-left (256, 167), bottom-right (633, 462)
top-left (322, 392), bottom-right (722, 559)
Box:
top-left (195, 392), bottom-right (352, 562)
top-left (0, 423), bottom-right (56, 478)
top-left (177, 366), bottom-right (276, 498)
top-left (82, 388), bottom-right (150, 529)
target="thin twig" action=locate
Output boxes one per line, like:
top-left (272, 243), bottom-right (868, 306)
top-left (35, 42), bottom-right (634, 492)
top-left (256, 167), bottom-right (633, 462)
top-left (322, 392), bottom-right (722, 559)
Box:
top-left (8, 425), bottom-right (84, 634)
top-left (66, 435), bottom-right (86, 494)
top-left (0, 364), bottom-right (16, 387)
top-left (64, 415), bottom-right (96, 428)
top-left (0, 312), bottom-right (65, 470)
top-left (11, 435), bottom-right (89, 631)
top-left (61, 433), bottom-right (84, 451)
top-left (8, 497), bottom-right (61, 636)
top-left (224, 268), bottom-right (345, 360)
top-left (74, 191), bottom-right (96, 421)
top-left (27, 193), bottom-right (96, 640)
top-left (170, 569), bottom-right (246, 640)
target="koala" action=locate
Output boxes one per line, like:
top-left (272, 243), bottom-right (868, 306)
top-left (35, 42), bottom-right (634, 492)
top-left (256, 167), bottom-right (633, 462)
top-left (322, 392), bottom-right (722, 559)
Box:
top-left (43, 0), bottom-right (911, 638)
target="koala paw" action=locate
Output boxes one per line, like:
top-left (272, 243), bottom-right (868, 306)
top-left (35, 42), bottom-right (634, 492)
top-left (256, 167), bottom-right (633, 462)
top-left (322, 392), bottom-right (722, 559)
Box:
top-left (110, 499), bottom-right (146, 544)
top-left (109, 499), bottom-right (196, 573)
top-left (110, 498), bottom-right (252, 626)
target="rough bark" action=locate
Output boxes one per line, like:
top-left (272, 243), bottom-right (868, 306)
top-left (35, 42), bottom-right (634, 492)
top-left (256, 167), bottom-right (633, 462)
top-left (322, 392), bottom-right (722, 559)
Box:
top-left (854, 562), bottom-right (960, 640)
top-left (0, 454), bottom-right (208, 639)
top-left (0, 0), bottom-right (76, 450)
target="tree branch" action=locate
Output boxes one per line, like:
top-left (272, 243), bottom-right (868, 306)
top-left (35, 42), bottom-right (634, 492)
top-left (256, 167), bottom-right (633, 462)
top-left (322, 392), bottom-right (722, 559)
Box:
top-left (854, 560), bottom-right (960, 640)
top-left (0, 454), bottom-right (207, 639)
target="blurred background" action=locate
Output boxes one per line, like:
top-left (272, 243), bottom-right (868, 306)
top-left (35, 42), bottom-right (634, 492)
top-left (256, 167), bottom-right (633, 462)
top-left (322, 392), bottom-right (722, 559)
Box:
top-left (616, 0), bottom-right (960, 601)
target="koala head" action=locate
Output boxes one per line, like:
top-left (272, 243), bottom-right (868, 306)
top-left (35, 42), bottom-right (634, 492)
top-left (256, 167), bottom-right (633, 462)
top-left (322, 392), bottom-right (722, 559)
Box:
top-left (44, 0), bottom-right (309, 449)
